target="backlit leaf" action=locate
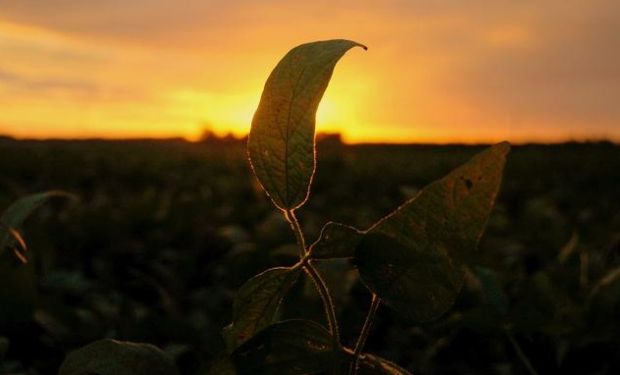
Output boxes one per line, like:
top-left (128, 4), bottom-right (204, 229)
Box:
top-left (231, 319), bottom-right (343, 375)
top-left (0, 191), bottom-right (73, 322)
top-left (355, 143), bottom-right (510, 322)
top-left (0, 191), bottom-right (74, 254)
top-left (58, 339), bottom-right (179, 375)
top-left (224, 267), bottom-right (302, 349)
top-left (248, 39), bottom-right (366, 210)
top-left (587, 266), bottom-right (620, 320)
top-left (310, 222), bottom-right (364, 259)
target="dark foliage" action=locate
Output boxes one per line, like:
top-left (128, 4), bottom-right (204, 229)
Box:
top-left (1, 138), bottom-right (619, 374)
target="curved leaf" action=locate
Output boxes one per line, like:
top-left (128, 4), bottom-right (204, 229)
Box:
top-left (0, 191), bottom-right (74, 254)
top-left (310, 222), bottom-right (364, 259)
top-left (248, 39), bottom-right (366, 210)
top-left (356, 143), bottom-right (510, 322)
top-left (58, 339), bottom-right (179, 375)
top-left (224, 267), bottom-right (302, 349)
top-left (587, 266), bottom-right (620, 320)
top-left (231, 319), bottom-right (343, 375)
top-left (0, 191), bottom-right (73, 323)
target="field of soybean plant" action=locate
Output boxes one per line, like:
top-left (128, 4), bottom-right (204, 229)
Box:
top-left (2, 0), bottom-right (619, 372)
top-left (1, 136), bottom-right (619, 374)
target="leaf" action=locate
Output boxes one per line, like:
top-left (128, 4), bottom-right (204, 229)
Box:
top-left (0, 191), bottom-right (74, 254)
top-left (0, 191), bottom-right (73, 322)
top-left (231, 319), bottom-right (343, 375)
top-left (310, 222), bottom-right (364, 259)
top-left (248, 39), bottom-right (366, 210)
top-left (356, 353), bottom-right (412, 375)
top-left (58, 339), bottom-right (179, 375)
top-left (0, 225), bottom-right (28, 263)
top-left (587, 266), bottom-right (620, 320)
top-left (224, 267), bottom-right (302, 349)
top-left (557, 232), bottom-right (579, 264)
top-left (355, 143), bottom-right (510, 322)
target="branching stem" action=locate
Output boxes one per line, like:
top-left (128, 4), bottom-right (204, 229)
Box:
top-left (285, 209), bottom-right (341, 343)
top-left (285, 209), bottom-right (307, 258)
top-left (349, 294), bottom-right (381, 375)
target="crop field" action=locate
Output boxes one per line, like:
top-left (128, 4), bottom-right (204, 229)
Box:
top-left (1, 137), bottom-right (619, 374)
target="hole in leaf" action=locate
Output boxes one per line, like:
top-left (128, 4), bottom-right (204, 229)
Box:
top-left (465, 179), bottom-right (473, 190)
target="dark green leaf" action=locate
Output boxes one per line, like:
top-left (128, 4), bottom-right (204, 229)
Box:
top-left (224, 267), bottom-right (302, 349)
top-left (231, 319), bottom-right (343, 375)
top-left (310, 222), bottom-right (364, 259)
top-left (248, 39), bottom-right (366, 210)
top-left (0, 191), bottom-right (74, 254)
top-left (587, 266), bottom-right (620, 321)
top-left (58, 339), bottom-right (179, 375)
top-left (0, 191), bottom-right (74, 323)
top-left (355, 143), bottom-right (510, 322)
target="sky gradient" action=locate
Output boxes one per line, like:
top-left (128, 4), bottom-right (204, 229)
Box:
top-left (0, 0), bottom-right (618, 143)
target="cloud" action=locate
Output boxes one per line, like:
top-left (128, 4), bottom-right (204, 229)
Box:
top-left (436, 0), bottom-right (620, 128)
top-left (0, 0), bottom-right (618, 141)
top-left (0, 67), bottom-right (99, 94)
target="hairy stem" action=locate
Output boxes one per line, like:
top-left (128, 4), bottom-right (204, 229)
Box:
top-left (285, 209), bottom-right (340, 343)
top-left (285, 209), bottom-right (307, 258)
top-left (304, 260), bottom-right (341, 343)
top-left (349, 294), bottom-right (381, 375)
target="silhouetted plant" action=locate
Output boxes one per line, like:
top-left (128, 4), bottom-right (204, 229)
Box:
top-left (214, 39), bottom-right (509, 374)
top-left (55, 40), bottom-right (509, 375)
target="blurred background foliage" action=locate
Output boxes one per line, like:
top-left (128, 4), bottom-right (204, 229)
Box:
top-left (0, 137), bottom-right (619, 374)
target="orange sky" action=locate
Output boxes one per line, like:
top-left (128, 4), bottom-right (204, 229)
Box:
top-left (0, 0), bottom-right (619, 143)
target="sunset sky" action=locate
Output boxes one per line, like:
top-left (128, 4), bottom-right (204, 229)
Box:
top-left (0, 0), bottom-right (618, 143)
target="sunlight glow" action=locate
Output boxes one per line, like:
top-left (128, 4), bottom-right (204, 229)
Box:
top-left (0, 2), bottom-right (618, 143)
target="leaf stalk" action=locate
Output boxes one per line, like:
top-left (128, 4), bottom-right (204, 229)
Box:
top-left (349, 294), bottom-right (381, 375)
top-left (285, 209), bottom-right (341, 343)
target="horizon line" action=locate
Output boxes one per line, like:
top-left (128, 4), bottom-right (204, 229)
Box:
top-left (1, 133), bottom-right (618, 147)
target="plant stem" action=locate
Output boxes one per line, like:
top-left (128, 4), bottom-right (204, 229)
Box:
top-left (285, 209), bottom-right (307, 258)
top-left (349, 294), bottom-right (381, 375)
top-left (505, 328), bottom-right (540, 375)
top-left (285, 209), bottom-right (340, 343)
top-left (304, 259), bottom-right (341, 342)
